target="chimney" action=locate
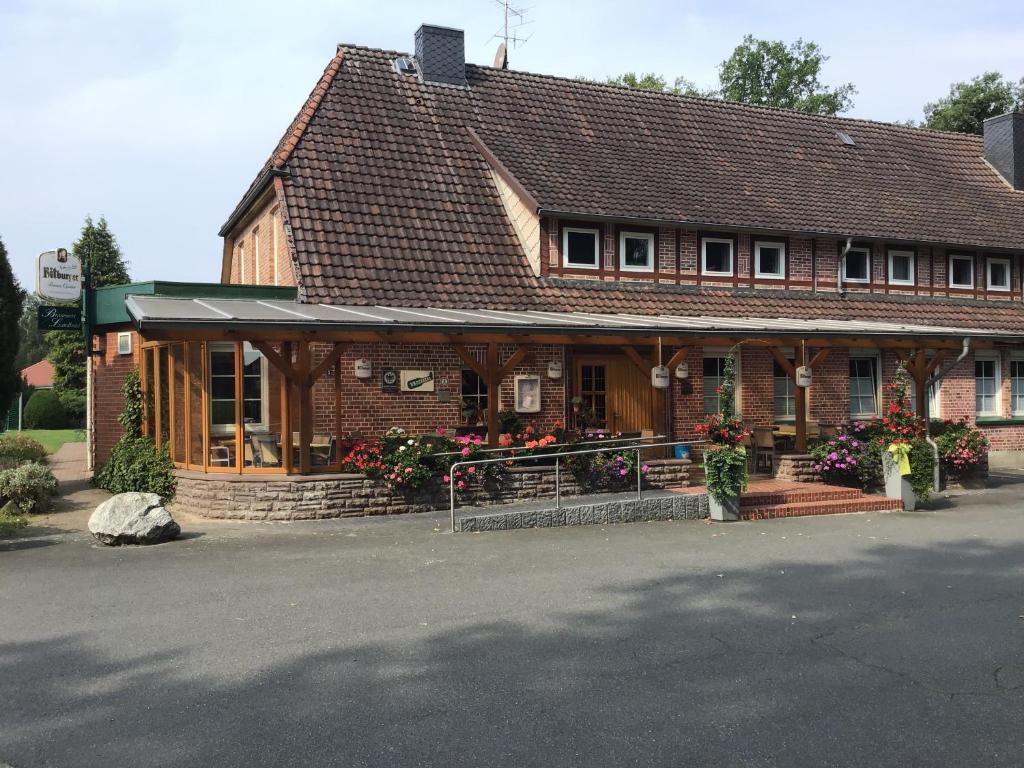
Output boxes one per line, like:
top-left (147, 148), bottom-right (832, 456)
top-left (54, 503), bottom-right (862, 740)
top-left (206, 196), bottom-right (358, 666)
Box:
top-left (414, 24), bottom-right (466, 86)
top-left (984, 111), bottom-right (1024, 190)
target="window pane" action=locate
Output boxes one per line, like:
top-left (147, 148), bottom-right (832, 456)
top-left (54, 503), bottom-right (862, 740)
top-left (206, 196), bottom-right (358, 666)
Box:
top-left (623, 236), bottom-right (650, 268)
top-left (210, 351), bottom-right (234, 375)
top-left (1012, 361), bottom-right (1024, 414)
top-left (703, 356), bottom-right (725, 414)
top-left (849, 358), bottom-right (877, 416)
top-left (243, 375), bottom-right (261, 400)
top-left (243, 399), bottom-right (262, 424)
top-left (951, 257), bottom-right (973, 286)
top-left (773, 360), bottom-right (795, 418)
top-left (990, 262), bottom-right (1008, 288)
top-left (891, 254), bottom-right (911, 282)
top-left (566, 231), bottom-right (597, 266)
top-left (845, 251), bottom-right (869, 281)
top-left (758, 247), bottom-right (781, 275)
top-left (210, 400), bottom-right (235, 425)
top-left (210, 376), bottom-right (235, 399)
top-left (704, 241), bottom-right (732, 273)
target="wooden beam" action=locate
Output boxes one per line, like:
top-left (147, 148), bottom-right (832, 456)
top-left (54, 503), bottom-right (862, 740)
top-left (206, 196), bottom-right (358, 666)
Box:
top-left (251, 340), bottom-right (298, 382)
top-left (452, 344), bottom-right (487, 379)
top-left (309, 342), bottom-right (348, 384)
top-left (234, 341), bottom-right (243, 473)
top-left (808, 348), bottom-right (831, 368)
top-left (486, 342), bottom-right (500, 448)
top-left (280, 342), bottom-right (292, 474)
top-left (296, 341), bottom-right (313, 474)
top-left (498, 345), bottom-right (534, 379)
top-left (924, 350), bottom-right (948, 378)
top-left (794, 343), bottom-right (808, 454)
top-left (768, 347), bottom-right (796, 378)
top-left (619, 345), bottom-right (648, 375)
top-left (665, 347), bottom-right (689, 371)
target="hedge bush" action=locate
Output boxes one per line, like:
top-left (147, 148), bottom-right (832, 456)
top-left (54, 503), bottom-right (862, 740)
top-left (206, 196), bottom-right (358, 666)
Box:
top-left (0, 462), bottom-right (58, 513)
top-left (95, 436), bottom-right (177, 500)
top-left (22, 389), bottom-right (67, 429)
top-left (0, 433), bottom-right (48, 465)
top-left (0, 501), bottom-right (29, 536)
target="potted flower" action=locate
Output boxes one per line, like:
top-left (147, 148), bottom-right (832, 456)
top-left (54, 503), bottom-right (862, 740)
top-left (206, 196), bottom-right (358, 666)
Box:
top-left (878, 366), bottom-right (928, 510)
top-left (694, 351), bottom-right (749, 521)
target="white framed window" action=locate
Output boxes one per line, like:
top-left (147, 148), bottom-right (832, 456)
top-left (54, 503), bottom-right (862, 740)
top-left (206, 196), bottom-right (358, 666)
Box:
top-left (252, 228), bottom-right (260, 285)
top-left (271, 209), bottom-right (280, 286)
top-left (949, 254), bottom-right (974, 289)
top-left (975, 353), bottom-right (1000, 417)
top-left (1011, 356), bottom-right (1024, 416)
top-left (701, 237), bottom-right (734, 276)
top-left (754, 241), bottom-right (786, 279)
top-left (849, 353), bottom-right (880, 418)
top-left (907, 353), bottom-right (941, 418)
top-left (888, 249), bottom-right (915, 286)
top-left (702, 348), bottom-right (741, 415)
top-left (562, 227), bottom-right (600, 269)
top-left (843, 247), bottom-right (871, 283)
top-left (237, 242), bottom-right (245, 283)
top-left (116, 332), bottom-right (132, 356)
top-left (619, 231), bottom-right (655, 272)
top-left (209, 342), bottom-right (269, 434)
top-left (987, 257), bottom-right (1011, 291)
top-left (773, 357), bottom-right (796, 420)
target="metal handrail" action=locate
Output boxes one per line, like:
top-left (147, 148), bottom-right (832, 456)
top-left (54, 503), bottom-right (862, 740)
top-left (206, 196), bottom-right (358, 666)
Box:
top-left (448, 439), bottom-right (705, 533)
top-left (431, 434), bottom-right (667, 459)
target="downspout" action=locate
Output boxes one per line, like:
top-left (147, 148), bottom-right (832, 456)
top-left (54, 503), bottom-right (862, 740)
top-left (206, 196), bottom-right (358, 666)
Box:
top-left (837, 237), bottom-right (853, 296)
top-left (924, 336), bottom-right (971, 492)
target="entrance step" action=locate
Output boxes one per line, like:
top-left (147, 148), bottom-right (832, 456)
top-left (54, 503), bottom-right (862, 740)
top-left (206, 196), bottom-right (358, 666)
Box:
top-left (740, 494), bottom-right (902, 520)
top-left (740, 486), bottom-right (863, 508)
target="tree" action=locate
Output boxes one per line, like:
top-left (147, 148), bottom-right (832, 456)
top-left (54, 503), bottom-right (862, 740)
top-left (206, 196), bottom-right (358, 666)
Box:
top-left (0, 234), bottom-right (24, 419)
top-left (46, 216), bottom-right (131, 421)
top-left (717, 35), bottom-right (856, 115)
top-left (603, 72), bottom-right (716, 98)
top-left (15, 294), bottom-right (48, 370)
top-left (923, 72), bottom-right (1024, 135)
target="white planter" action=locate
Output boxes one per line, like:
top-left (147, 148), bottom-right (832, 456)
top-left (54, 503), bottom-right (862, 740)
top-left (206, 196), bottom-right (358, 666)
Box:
top-left (882, 451), bottom-right (915, 511)
top-left (708, 494), bottom-right (741, 522)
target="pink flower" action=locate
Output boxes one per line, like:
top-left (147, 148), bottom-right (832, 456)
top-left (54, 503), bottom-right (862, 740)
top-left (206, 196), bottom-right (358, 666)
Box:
top-left (619, 468), bottom-right (627, 476)
top-left (461, 447), bottom-right (471, 457)
top-left (437, 427), bottom-right (447, 436)
top-left (473, 436), bottom-right (482, 446)
top-left (641, 464), bottom-right (650, 472)
top-left (405, 467), bottom-right (413, 473)
top-left (457, 480), bottom-right (465, 490)
top-left (443, 475), bottom-right (450, 483)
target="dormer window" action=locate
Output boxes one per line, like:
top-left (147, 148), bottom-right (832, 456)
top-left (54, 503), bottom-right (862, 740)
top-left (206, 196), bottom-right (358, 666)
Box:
top-left (843, 247), bottom-right (871, 283)
top-left (619, 231), bottom-right (655, 272)
top-left (949, 254), bottom-right (974, 289)
top-left (563, 227), bottom-right (600, 269)
top-left (754, 241), bottom-right (785, 279)
top-left (987, 257), bottom-right (1011, 291)
top-left (887, 249), bottom-right (915, 286)
top-left (701, 236), bottom-right (734, 276)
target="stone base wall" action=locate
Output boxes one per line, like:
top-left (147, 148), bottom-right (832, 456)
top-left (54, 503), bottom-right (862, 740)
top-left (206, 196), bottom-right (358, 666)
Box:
top-left (171, 459), bottom-right (693, 521)
top-left (774, 454), bottom-right (821, 483)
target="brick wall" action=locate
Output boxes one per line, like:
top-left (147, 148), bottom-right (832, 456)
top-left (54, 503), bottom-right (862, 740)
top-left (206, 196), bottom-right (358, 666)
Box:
top-left (91, 327), bottom-right (139, 467)
top-left (227, 193), bottom-right (295, 287)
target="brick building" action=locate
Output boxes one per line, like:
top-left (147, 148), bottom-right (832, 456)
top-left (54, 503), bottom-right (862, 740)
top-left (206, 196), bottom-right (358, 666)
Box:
top-left (91, 23), bottom-right (1024, 479)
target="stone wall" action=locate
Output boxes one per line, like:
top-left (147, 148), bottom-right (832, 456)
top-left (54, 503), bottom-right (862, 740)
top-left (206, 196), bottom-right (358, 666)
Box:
top-left (171, 458), bottom-right (693, 521)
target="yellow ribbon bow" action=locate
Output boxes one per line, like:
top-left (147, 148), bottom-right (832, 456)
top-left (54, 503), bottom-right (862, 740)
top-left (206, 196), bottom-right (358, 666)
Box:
top-left (887, 442), bottom-right (912, 477)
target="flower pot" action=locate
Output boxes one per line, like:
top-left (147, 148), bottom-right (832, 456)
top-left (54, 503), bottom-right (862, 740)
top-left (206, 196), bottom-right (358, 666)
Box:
top-left (882, 451), bottom-right (915, 511)
top-left (708, 494), bottom-right (740, 522)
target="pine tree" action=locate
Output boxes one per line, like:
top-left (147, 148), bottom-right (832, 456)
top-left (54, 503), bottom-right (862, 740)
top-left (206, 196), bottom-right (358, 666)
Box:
top-left (15, 294), bottom-right (48, 370)
top-left (0, 234), bottom-right (24, 419)
top-left (46, 216), bottom-right (131, 421)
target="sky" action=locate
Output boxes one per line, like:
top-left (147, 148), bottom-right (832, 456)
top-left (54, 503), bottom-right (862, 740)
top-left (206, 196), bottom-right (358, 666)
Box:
top-left (2, 0), bottom-right (1023, 290)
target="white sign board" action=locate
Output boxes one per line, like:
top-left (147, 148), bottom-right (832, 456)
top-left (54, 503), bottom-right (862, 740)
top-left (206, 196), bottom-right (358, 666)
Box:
top-left (36, 249), bottom-right (81, 303)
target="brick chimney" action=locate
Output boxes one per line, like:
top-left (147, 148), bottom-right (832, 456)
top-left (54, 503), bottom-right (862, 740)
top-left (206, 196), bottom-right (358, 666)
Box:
top-left (415, 24), bottom-right (466, 86)
top-left (984, 111), bottom-right (1024, 190)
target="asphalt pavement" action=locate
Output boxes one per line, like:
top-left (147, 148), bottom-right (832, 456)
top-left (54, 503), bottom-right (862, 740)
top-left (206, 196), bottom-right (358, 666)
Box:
top-left (2, 471), bottom-right (1023, 767)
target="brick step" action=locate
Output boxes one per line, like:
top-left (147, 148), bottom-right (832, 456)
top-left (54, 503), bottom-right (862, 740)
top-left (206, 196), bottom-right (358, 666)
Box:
top-left (740, 487), bottom-right (863, 507)
top-left (741, 495), bottom-right (903, 520)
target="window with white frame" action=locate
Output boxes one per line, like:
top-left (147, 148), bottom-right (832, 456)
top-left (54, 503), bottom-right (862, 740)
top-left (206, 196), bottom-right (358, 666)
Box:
top-left (209, 342), bottom-right (268, 432)
top-left (252, 228), bottom-right (260, 285)
top-left (619, 231), bottom-right (655, 272)
top-left (975, 354), bottom-right (1000, 417)
top-left (237, 242), bottom-right (245, 283)
top-left (987, 257), bottom-right (1011, 291)
top-left (701, 237), bottom-right (734, 276)
top-left (754, 241), bottom-right (786, 279)
top-left (1011, 358), bottom-right (1024, 416)
top-left (773, 358), bottom-right (796, 420)
top-left (271, 209), bottom-right (280, 285)
top-left (888, 249), bottom-right (915, 286)
top-left (703, 351), bottom-right (740, 415)
top-left (949, 254), bottom-right (974, 289)
top-left (849, 354), bottom-right (880, 417)
top-left (562, 227), bottom-right (600, 269)
top-left (843, 247), bottom-right (871, 283)
top-left (460, 369), bottom-right (488, 424)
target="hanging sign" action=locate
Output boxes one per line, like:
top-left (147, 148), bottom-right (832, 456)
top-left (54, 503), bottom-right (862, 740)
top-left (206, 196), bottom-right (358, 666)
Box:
top-left (37, 304), bottom-right (81, 331)
top-left (381, 368), bottom-right (399, 392)
top-left (36, 248), bottom-right (81, 303)
top-left (651, 365), bottom-right (670, 389)
top-left (796, 365), bottom-right (813, 388)
top-left (400, 370), bottom-right (434, 392)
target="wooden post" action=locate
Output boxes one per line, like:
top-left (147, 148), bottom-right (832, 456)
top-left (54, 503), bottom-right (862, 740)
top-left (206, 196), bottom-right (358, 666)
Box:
top-left (794, 343), bottom-right (807, 454)
top-left (296, 341), bottom-right (313, 474)
top-left (234, 341), bottom-right (244, 472)
top-left (486, 342), bottom-right (500, 448)
top-left (201, 342), bottom-right (209, 472)
top-left (912, 350), bottom-right (927, 418)
top-left (281, 342), bottom-right (292, 474)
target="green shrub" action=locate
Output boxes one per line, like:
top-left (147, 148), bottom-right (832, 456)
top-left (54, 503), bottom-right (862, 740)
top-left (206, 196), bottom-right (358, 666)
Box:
top-left (95, 436), bottom-right (177, 500)
top-left (0, 501), bottom-right (29, 536)
top-left (908, 439), bottom-right (935, 503)
top-left (22, 389), bottom-right (67, 429)
top-left (703, 444), bottom-right (749, 501)
top-left (0, 433), bottom-right (48, 464)
top-left (0, 462), bottom-right (58, 513)
top-left (932, 419), bottom-right (989, 479)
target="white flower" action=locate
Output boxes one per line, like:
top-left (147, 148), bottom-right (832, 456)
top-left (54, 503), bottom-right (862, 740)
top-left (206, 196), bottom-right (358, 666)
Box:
top-left (398, 446), bottom-right (407, 452)
top-left (407, 439), bottom-right (415, 445)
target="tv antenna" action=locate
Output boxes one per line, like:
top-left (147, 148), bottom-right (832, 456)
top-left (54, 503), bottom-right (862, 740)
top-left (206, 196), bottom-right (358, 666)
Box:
top-left (490, 0), bottom-right (533, 67)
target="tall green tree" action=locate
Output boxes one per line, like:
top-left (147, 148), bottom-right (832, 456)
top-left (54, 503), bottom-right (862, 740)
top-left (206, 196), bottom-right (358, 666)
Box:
top-left (604, 72), bottom-right (715, 97)
top-left (717, 35), bottom-right (856, 115)
top-left (46, 216), bottom-right (131, 421)
top-left (923, 72), bottom-right (1023, 135)
top-left (0, 235), bottom-right (24, 419)
top-left (15, 294), bottom-right (48, 370)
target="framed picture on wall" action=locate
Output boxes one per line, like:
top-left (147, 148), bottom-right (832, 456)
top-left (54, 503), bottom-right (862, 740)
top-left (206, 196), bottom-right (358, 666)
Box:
top-left (514, 375), bottom-right (541, 413)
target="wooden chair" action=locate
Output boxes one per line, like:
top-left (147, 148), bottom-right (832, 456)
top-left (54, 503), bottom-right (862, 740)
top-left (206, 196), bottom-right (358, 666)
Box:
top-left (250, 433), bottom-right (281, 468)
top-left (739, 431), bottom-right (755, 473)
top-left (752, 427), bottom-right (777, 475)
top-left (805, 420), bottom-right (820, 440)
top-left (312, 434), bottom-right (333, 466)
top-left (209, 444), bottom-right (231, 467)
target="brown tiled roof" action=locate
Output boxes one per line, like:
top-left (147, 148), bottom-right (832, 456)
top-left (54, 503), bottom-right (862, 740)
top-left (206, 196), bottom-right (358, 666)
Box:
top-left (239, 44), bottom-right (1024, 331)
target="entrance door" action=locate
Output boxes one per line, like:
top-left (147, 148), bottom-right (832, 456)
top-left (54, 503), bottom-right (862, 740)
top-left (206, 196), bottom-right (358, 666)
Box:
top-left (575, 356), bottom-right (654, 434)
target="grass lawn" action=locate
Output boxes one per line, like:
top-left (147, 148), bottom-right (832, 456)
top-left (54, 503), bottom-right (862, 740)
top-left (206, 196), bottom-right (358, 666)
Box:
top-left (16, 429), bottom-right (86, 455)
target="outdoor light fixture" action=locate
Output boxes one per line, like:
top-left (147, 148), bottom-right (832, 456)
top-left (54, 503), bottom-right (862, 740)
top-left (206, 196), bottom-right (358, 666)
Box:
top-left (354, 359), bottom-right (373, 379)
top-left (651, 365), bottom-right (670, 389)
top-left (675, 362), bottom-right (689, 379)
top-left (547, 360), bottom-right (563, 379)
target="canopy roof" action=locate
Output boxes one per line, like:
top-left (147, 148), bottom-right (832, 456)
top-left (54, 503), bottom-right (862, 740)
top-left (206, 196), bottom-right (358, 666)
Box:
top-left (126, 296), bottom-right (1020, 342)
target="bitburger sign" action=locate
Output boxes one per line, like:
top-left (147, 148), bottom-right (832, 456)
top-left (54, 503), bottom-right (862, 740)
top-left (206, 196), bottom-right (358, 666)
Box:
top-left (36, 248), bottom-right (82, 303)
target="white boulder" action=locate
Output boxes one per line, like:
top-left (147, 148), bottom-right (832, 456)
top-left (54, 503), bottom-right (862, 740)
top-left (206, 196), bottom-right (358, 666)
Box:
top-left (88, 492), bottom-right (180, 546)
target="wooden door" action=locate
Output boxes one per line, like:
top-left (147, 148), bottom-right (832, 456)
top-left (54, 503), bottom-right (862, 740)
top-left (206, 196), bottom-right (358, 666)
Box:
top-left (575, 356), bottom-right (653, 434)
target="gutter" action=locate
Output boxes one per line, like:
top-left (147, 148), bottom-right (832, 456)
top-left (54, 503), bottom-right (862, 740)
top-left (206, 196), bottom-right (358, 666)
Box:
top-left (837, 237), bottom-right (853, 296)
top-left (924, 336), bottom-right (971, 492)
top-left (218, 168), bottom-right (290, 237)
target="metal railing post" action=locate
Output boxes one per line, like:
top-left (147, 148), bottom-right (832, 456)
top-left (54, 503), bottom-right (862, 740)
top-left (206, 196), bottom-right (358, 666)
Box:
top-left (636, 447), bottom-right (642, 501)
top-left (555, 455), bottom-right (561, 509)
top-left (449, 461), bottom-right (458, 533)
